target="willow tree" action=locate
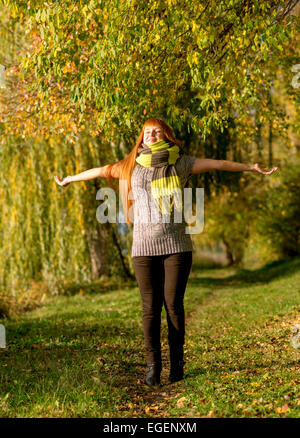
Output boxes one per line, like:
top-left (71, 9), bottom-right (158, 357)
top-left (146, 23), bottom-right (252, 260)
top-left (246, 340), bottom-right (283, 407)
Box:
top-left (0, 6), bottom-right (132, 300)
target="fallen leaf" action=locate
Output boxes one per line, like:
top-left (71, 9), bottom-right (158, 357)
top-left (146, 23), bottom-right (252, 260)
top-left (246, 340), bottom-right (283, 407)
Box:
top-left (176, 396), bottom-right (186, 407)
top-left (275, 404), bottom-right (289, 414)
top-left (206, 410), bottom-right (214, 417)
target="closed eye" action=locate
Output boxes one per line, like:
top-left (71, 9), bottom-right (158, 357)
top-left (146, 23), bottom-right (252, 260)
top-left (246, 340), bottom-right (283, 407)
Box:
top-left (145, 129), bottom-right (161, 133)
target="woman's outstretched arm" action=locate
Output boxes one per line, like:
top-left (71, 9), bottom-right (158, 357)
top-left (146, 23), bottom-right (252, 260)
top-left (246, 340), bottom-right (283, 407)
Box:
top-left (190, 158), bottom-right (278, 175)
top-left (54, 164), bottom-right (121, 187)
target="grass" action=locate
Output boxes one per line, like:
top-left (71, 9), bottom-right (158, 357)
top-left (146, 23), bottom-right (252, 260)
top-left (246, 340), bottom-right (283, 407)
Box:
top-left (0, 256), bottom-right (299, 418)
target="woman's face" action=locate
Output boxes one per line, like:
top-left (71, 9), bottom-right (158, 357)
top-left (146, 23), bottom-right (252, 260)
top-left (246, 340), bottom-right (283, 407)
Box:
top-left (143, 125), bottom-right (165, 145)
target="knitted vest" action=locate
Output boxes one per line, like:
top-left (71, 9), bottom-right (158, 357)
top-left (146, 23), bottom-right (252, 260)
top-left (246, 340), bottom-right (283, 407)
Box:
top-left (130, 154), bottom-right (196, 257)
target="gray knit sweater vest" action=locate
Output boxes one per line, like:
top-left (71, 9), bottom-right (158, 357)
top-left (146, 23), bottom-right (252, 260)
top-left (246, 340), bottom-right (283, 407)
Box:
top-left (130, 154), bottom-right (196, 257)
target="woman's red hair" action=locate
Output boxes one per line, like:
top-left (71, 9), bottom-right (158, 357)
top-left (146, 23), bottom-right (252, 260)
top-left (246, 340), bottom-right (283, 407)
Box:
top-left (104, 118), bottom-right (183, 224)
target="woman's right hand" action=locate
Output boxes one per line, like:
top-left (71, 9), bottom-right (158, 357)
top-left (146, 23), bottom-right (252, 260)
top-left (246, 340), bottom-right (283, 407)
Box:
top-left (54, 175), bottom-right (72, 187)
top-left (251, 163), bottom-right (278, 175)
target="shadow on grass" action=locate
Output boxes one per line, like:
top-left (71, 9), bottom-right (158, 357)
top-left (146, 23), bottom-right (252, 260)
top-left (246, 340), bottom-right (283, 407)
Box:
top-left (189, 256), bottom-right (300, 289)
top-left (60, 256), bottom-right (300, 301)
top-left (0, 309), bottom-right (199, 417)
top-left (0, 314), bottom-right (148, 402)
top-left (61, 277), bottom-right (137, 297)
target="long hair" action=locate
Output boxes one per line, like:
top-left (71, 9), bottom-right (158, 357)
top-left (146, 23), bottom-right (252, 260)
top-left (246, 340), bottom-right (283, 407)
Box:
top-left (104, 118), bottom-right (183, 224)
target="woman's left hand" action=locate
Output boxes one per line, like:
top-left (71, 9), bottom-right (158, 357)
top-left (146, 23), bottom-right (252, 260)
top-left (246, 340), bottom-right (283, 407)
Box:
top-left (54, 175), bottom-right (72, 187)
top-left (251, 163), bottom-right (279, 175)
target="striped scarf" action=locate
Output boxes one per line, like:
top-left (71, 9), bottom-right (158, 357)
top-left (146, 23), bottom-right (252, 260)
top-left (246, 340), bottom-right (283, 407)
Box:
top-left (135, 139), bottom-right (184, 215)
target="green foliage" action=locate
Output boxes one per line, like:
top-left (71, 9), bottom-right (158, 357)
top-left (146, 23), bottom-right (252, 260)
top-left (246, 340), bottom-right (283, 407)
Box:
top-left (194, 159), bottom-right (300, 266)
top-left (0, 131), bottom-right (131, 303)
top-left (255, 159), bottom-right (300, 258)
top-left (195, 174), bottom-right (263, 265)
top-left (2, 0), bottom-right (299, 141)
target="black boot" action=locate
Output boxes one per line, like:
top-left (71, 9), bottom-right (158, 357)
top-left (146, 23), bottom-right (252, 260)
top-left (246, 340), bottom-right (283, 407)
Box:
top-left (169, 359), bottom-right (185, 383)
top-left (145, 363), bottom-right (161, 386)
top-left (169, 344), bottom-right (185, 383)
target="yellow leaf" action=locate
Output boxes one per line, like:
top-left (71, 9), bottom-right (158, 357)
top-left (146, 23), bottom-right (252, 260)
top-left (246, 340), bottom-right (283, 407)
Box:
top-left (275, 404), bottom-right (289, 414)
top-left (176, 396), bottom-right (186, 407)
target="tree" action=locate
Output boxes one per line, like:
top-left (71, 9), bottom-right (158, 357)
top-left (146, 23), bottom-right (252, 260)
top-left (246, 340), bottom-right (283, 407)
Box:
top-left (0, 0), bottom-right (299, 143)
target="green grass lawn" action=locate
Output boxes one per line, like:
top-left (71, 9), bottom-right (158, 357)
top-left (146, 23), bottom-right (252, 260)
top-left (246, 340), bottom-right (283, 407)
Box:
top-left (0, 257), bottom-right (299, 418)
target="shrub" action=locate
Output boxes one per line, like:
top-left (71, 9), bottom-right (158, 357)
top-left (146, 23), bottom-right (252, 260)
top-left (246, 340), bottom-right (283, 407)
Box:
top-left (255, 159), bottom-right (300, 258)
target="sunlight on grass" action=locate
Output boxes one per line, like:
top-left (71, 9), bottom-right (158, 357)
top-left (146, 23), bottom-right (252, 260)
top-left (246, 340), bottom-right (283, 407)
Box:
top-left (0, 257), bottom-right (299, 418)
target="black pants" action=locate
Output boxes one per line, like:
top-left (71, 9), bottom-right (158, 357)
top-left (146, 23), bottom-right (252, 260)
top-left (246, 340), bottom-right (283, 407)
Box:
top-left (132, 251), bottom-right (193, 365)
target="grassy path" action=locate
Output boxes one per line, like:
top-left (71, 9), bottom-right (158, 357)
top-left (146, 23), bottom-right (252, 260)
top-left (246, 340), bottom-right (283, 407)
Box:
top-left (0, 257), bottom-right (299, 418)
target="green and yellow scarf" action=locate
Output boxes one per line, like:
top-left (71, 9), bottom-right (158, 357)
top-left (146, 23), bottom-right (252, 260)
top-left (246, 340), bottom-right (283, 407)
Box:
top-left (135, 139), bottom-right (184, 215)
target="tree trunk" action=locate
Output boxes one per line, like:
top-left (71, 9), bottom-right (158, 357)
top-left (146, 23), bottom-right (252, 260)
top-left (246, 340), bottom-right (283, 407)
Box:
top-left (268, 121), bottom-right (273, 167)
top-left (86, 225), bottom-right (109, 280)
top-left (255, 110), bottom-right (263, 162)
top-left (222, 237), bottom-right (234, 266)
top-left (268, 89), bottom-right (273, 167)
top-left (110, 225), bottom-right (135, 279)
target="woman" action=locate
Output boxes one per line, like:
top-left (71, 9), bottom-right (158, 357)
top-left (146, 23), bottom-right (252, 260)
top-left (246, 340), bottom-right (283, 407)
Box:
top-left (54, 118), bottom-right (278, 386)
